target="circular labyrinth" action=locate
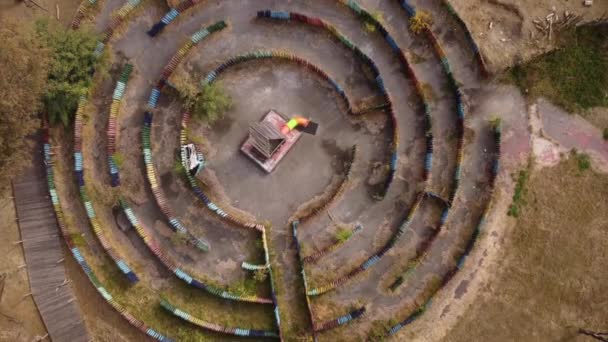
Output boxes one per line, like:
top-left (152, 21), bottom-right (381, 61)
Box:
top-left (46, 0), bottom-right (505, 341)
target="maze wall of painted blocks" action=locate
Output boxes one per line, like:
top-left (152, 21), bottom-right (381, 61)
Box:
top-left (71, 0), bottom-right (98, 29)
top-left (149, 2), bottom-right (440, 198)
top-left (73, 97), bottom-right (139, 283)
top-left (387, 123), bottom-right (502, 336)
top-left (396, 0), bottom-right (467, 204)
top-left (42, 123), bottom-right (173, 341)
top-left (179, 112), bottom-right (264, 231)
top-left (45, 0), bottom-right (506, 339)
top-left (256, 10), bottom-right (402, 197)
top-left (160, 299), bottom-right (279, 338)
top-left (107, 63), bottom-right (133, 187)
top-left (440, 0), bottom-right (489, 77)
top-left (302, 224), bottom-right (363, 264)
top-left (118, 198), bottom-right (273, 304)
top-left (306, 192), bottom-right (425, 296)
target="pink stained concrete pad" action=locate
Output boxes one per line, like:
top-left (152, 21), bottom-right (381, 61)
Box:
top-left (241, 110), bottom-right (302, 173)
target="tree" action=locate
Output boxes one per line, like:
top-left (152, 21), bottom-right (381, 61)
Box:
top-left (0, 20), bottom-right (50, 189)
top-left (36, 19), bottom-right (99, 126)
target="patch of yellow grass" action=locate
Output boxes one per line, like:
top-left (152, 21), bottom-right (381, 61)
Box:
top-left (447, 157), bottom-right (608, 341)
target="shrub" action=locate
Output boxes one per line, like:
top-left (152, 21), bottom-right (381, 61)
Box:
top-left (576, 152), bottom-right (591, 171)
top-left (409, 10), bottom-right (433, 34)
top-left (192, 83), bottom-right (232, 124)
top-left (367, 319), bottom-right (397, 341)
top-left (603, 128), bottom-right (608, 141)
top-left (508, 169), bottom-right (529, 217)
top-left (170, 231), bottom-right (188, 246)
top-left (36, 19), bottom-right (101, 126)
top-left (335, 227), bottom-right (353, 243)
top-left (253, 269), bottom-right (268, 282)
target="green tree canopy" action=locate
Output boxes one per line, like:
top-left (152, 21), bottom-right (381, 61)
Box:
top-left (0, 20), bottom-right (50, 189)
top-left (37, 19), bottom-right (99, 126)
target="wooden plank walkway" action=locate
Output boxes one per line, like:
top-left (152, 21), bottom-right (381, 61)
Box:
top-left (13, 141), bottom-right (90, 342)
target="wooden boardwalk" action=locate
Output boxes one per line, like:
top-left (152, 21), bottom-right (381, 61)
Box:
top-left (13, 142), bottom-right (89, 342)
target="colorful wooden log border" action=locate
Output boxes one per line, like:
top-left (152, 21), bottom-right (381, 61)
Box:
top-left (180, 112), bottom-right (264, 231)
top-left (293, 220), bottom-right (319, 339)
top-left (94, 0), bottom-right (144, 57)
top-left (302, 223), bottom-right (363, 264)
top-left (119, 198), bottom-right (273, 304)
top-left (42, 121), bottom-right (173, 341)
top-left (142, 22), bottom-right (231, 251)
top-left (74, 96), bottom-right (139, 283)
top-left (71, 0), bottom-right (98, 29)
top-left (389, 203), bottom-right (450, 291)
top-left (160, 299), bottom-right (279, 338)
top-left (387, 123), bottom-right (501, 336)
top-left (294, 221), bottom-right (366, 338)
top-left (186, 52), bottom-right (358, 226)
top-left (150, 1), bottom-right (436, 196)
top-left (440, 0), bottom-right (489, 77)
top-left (141, 22), bottom-right (281, 338)
top-left (306, 192), bottom-right (425, 297)
top-left (336, 0), bottom-right (435, 187)
top-left (256, 10), bottom-right (400, 198)
top-left (107, 63), bottom-right (133, 187)
top-left (396, 0), bottom-right (465, 205)
top-left (313, 307), bottom-right (366, 333)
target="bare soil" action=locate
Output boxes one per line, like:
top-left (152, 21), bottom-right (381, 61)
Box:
top-left (449, 0), bottom-right (608, 72)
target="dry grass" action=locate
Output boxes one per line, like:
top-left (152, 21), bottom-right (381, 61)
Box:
top-left (447, 157), bottom-right (608, 341)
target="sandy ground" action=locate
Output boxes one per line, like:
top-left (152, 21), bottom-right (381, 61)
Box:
top-left (0, 0), bottom-right (80, 27)
top-left (0, 191), bottom-right (47, 342)
top-left (449, 0), bottom-right (608, 73)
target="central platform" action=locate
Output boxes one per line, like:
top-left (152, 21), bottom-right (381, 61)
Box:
top-left (240, 110), bottom-right (302, 173)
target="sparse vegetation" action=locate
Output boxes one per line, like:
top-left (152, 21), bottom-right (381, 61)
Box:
top-left (508, 168), bottom-right (529, 217)
top-left (169, 231), bottom-right (188, 246)
top-left (603, 127), bottom-right (608, 140)
top-left (112, 152), bottom-right (124, 168)
top-left (409, 10), bottom-right (433, 34)
top-left (362, 11), bottom-right (384, 33)
top-left (173, 159), bottom-right (186, 176)
top-left (367, 319), bottom-right (398, 341)
top-left (574, 151), bottom-right (591, 171)
top-left (334, 226), bottom-right (353, 243)
top-left (253, 268), bottom-right (268, 282)
top-left (509, 25), bottom-right (608, 113)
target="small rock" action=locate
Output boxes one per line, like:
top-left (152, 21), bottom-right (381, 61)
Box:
top-left (584, 0), bottom-right (593, 6)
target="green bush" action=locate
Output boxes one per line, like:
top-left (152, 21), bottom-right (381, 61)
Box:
top-left (192, 83), bottom-right (232, 124)
top-left (36, 19), bottom-right (100, 126)
top-left (335, 227), bottom-right (353, 243)
top-left (508, 169), bottom-right (529, 217)
top-left (603, 128), bottom-right (608, 141)
top-left (576, 152), bottom-right (591, 171)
